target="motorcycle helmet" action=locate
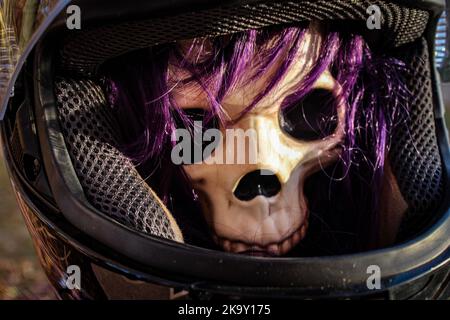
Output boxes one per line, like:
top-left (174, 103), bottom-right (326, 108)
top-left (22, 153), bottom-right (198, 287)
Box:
top-left (0, 0), bottom-right (449, 300)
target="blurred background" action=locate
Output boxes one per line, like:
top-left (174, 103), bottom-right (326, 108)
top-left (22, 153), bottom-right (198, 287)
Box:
top-left (0, 150), bottom-right (55, 299)
top-left (0, 6), bottom-right (449, 301)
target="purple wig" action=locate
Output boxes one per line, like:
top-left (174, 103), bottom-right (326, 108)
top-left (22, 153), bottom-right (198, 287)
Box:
top-left (103, 22), bottom-right (409, 253)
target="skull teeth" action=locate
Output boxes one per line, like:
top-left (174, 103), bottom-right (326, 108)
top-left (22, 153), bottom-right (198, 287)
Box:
top-left (214, 223), bottom-right (308, 257)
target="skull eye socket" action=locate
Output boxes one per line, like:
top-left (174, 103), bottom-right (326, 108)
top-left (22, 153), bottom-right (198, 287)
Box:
top-left (279, 88), bottom-right (339, 141)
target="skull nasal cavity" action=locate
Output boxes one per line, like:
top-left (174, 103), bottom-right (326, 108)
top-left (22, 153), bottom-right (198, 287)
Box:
top-left (234, 170), bottom-right (281, 201)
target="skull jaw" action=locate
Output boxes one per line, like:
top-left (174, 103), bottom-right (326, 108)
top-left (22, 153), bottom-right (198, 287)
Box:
top-left (212, 217), bottom-right (309, 257)
top-left (192, 168), bottom-right (310, 256)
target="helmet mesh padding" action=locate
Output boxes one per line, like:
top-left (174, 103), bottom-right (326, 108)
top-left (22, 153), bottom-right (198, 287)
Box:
top-left (55, 79), bottom-right (178, 240)
top-left (59, 0), bottom-right (429, 76)
top-left (390, 38), bottom-right (444, 227)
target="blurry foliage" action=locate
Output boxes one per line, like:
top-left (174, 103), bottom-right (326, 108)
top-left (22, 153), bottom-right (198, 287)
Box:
top-left (0, 148), bottom-right (55, 300)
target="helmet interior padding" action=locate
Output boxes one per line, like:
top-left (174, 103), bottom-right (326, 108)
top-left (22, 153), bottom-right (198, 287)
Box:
top-left (59, 0), bottom-right (430, 76)
top-left (53, 36), bottom-right (445, 248)
top-left (52, 0), bottom-right (445, 249)
top-left (390, 38), bottom-right (445, 239)
top-left (55, 79), bottom-right (183, 242)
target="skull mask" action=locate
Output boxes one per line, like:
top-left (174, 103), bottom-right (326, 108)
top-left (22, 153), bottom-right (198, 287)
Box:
top-left (171, 27), bottom-right (346, 256)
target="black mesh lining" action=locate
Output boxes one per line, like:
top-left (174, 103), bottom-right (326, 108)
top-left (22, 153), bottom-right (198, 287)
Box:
top-left (54, 79), bottom-right (180, 241)
top-left (59, 0), bottom-right (429, 76)
top-left (390, 38), bottom-right (445, 237)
